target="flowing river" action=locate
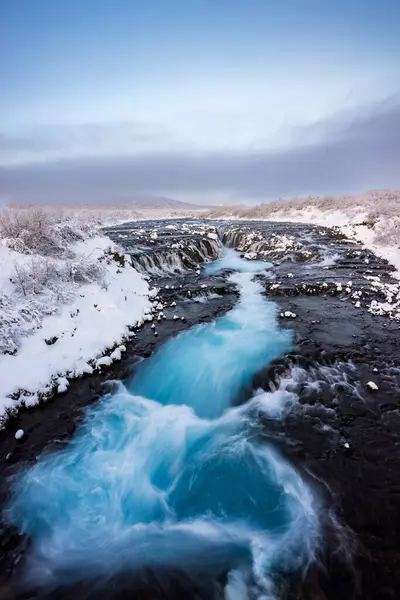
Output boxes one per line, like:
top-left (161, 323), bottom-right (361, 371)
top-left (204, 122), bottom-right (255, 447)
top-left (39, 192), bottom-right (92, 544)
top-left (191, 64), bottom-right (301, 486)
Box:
top-left (6, 248), bottom-right (322, 599)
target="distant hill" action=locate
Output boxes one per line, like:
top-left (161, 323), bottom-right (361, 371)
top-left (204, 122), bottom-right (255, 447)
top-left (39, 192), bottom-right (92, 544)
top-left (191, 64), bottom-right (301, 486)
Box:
top-left (128, 195), bottom-right (207, 209)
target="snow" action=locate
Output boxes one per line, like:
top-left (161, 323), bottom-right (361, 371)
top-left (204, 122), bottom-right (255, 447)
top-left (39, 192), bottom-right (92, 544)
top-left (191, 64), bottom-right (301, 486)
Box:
top-left (110, 346), bottom-right (126, 362)
top-left (15, 429), bottom-right (24, 440)
top-left (366, 381), bottom-right (379, 391)
top-left (0, 227), bottom-right (151, 423)
top-left (57, 383), bottom-right (69, 394)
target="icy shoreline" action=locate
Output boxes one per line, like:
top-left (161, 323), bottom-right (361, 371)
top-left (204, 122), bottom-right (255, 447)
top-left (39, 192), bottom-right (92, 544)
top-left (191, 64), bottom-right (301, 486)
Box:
top-left (205, 191), bottom-right (400, 322)
top-left (205, 191), bottom-right (400, 277)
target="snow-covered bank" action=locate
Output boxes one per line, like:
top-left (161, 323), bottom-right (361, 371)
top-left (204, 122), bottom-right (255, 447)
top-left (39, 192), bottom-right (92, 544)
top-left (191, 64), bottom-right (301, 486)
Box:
top-left (206, 190), bottom-right (400, 321)
top-left (206, 190), bottom-right (400, 275)
top-left (267, 209), bottom-right (400, 279)
top-left (0, 210), bottom-right (152, 425)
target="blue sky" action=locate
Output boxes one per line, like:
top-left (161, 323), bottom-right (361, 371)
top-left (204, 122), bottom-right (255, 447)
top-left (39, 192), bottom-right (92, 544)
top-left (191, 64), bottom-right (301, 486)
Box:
top-left (1, 0), bottom-right (400, 203)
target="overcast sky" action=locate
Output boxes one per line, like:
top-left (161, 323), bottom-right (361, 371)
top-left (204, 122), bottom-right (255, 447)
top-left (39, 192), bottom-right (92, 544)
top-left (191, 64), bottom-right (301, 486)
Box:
top-left (1, 0), bottom-right (400, 204)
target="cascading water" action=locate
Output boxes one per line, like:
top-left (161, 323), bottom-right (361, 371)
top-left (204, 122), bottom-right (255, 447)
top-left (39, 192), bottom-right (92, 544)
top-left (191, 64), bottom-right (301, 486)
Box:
top-left (131, 237), bottom-right (220, 274)
top-left (5, 248), bottom-right (321, 598)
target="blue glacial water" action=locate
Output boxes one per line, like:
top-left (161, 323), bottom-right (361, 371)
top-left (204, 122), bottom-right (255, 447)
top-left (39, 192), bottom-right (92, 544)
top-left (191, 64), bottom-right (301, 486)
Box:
top-left (6, 249), bottom-right (321, 598)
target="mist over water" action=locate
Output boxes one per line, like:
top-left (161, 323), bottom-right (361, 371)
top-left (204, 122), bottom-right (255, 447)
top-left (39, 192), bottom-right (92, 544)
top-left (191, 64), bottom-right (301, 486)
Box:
top-left (6, 249), bottom-right (321, 598)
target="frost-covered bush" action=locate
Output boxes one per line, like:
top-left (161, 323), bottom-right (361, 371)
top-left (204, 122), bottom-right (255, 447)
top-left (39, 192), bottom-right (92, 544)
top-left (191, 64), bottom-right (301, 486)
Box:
top-left (66, 255), bottom-right (106, 284)
top-left (0, 208), bottom-right (62, 255)
top-left (0, 206), bottom-right (116, 357)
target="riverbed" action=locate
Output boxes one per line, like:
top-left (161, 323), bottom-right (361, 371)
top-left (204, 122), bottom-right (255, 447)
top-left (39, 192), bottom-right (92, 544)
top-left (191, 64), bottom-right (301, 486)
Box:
top-left (1, 219), bottom-right (400, 600)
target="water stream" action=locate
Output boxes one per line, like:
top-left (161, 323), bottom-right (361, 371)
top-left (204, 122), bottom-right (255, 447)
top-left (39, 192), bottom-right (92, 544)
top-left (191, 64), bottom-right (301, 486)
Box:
top-left (6, 248), bottom-right (322, 598)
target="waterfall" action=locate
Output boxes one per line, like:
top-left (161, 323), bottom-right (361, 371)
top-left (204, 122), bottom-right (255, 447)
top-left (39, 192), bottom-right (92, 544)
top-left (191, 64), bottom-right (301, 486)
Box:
top-left (131, 238), bottom-right (221, 275)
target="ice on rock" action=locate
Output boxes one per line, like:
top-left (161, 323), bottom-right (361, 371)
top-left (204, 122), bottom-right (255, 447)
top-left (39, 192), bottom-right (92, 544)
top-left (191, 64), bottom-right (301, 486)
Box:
top-left (171, 301), bottom-right (177, 307)
top-left (57, 376), bottom-right (69, 394)
top-left (173, 315), bottom-right (179, 320)
top-left (95, 356), bottom-right (113, 369)
top-left (74, 361), bottom-right (94, 376)
top-left (110, 348), bottom-right (122, 361)
top-left (366, 381), bottom-right (379, 391)
top-left (151, 324), bottom-right (156, 330)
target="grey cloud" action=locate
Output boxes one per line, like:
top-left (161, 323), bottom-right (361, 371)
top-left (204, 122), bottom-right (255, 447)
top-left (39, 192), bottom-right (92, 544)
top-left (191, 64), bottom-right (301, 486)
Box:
top-left (1, 101), bottom-right (400, 204)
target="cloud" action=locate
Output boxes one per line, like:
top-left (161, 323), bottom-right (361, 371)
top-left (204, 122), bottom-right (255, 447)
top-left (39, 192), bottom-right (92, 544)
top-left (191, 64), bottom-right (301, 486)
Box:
top-left (0, 122), bottom-right (166, 162)
top-left (1, 100), bottom-right (399, 204)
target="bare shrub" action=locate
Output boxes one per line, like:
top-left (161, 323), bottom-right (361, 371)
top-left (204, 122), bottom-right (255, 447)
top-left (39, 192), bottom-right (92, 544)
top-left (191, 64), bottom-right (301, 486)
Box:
top-left (0, 208), bottom-right (61, 255)
top-left (12, 262), bottom-right (31, 297)
top-left (66, 255), bottom-right (105, 284)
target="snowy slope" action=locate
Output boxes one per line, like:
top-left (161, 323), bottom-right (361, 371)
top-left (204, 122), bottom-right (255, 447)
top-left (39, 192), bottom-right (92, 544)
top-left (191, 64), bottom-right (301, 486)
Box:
top-left (0, 215), bottom-right (151, 424)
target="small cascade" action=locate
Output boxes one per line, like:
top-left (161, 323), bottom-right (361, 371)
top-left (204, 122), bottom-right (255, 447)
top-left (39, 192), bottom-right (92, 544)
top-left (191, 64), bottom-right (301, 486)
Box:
top-left (219, 227), bottom-right (249, 249)
top-left (219, 227), bottom-right (307, 261)
top-left (131, 238), bottom-right (220, 275)
top-left (131, 250), bottom-right (193, 275)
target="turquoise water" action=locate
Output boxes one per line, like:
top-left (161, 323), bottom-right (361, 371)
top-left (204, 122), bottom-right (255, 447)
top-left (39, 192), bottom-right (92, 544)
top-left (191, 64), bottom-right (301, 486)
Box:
top-left (6, 249), bottom-right (321, 598)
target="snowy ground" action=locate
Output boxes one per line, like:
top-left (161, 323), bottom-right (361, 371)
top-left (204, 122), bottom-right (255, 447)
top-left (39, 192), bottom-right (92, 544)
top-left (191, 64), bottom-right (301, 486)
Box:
top-left (0, 208), bottom-right (155, 425)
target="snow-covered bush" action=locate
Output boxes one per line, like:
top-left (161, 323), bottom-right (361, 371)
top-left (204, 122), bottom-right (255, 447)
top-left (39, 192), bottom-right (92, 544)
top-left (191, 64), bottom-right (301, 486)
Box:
top-left (0, 208), bottom-right (62, 255)
top-left (0, 208), bottom-right (115, 357)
